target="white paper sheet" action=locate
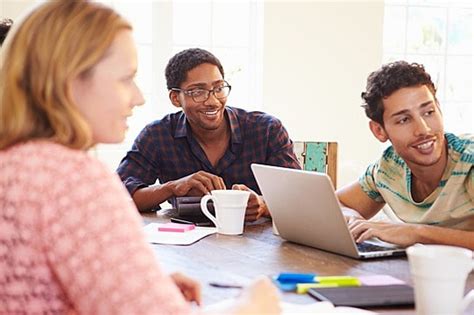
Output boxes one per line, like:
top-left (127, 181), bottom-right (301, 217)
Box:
top-left (204, 299), bottom-right (375, 314)
top-left (143, 223), bottom-right (216, 245)
top-left (281, 302), bottom-right (376, 314)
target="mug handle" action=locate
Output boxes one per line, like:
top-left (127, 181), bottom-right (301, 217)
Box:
top-left (459, 289), bottom-right (474, 314)
top-left (200, 195), bottom-right (218, 227)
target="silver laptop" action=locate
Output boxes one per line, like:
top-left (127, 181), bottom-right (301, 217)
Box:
top-left (251, 164), bottom-right (405, 259)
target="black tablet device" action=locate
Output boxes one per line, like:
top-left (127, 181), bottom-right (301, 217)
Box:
top-left (308, 285), bottom-right (415, 307)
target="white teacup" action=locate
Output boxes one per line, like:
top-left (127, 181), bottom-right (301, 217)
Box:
top-left (407, 244), bottom-right (474, 315)
top-left (200, 190), bottom-right (250, 235)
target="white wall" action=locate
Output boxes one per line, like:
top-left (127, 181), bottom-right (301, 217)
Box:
top-left (262, 1), bottom-right (385, 187)
top-left (2, 0), bottom-right (387, 187)
top-left (1, 0), bottom-right (34, 21)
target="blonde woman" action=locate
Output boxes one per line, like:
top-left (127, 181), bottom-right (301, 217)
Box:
top-left (0, 1), bottom-right (280, 314)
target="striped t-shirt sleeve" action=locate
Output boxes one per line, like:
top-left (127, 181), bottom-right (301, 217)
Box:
top-left (359, 161), bottom-right (385, 203)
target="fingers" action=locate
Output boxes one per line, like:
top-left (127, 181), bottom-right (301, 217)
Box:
top-left (182, 284), bottom-right (202, 306)
top-left (244, 204), bottom-right (267, 222)
top-left (173, 171), bottom-right (226, 196)
top-left (341, 207), bottom-right (365, 223)
top-left (217, 177), bottom-right (226, 190)
top-left (349, 220), bottom-right (387, 243)
top-left (244, 196), bottom-right (262, 222)
top-left (236, 187), bottom-right (267, 222)
top-left (239, 276), bottom-right (281, 314)
top-left (245, 215), bottom-right (259, 222)
top-left (255, 196), bottom-right (269, 219)
top-left (170, 272), bottom-right (202, 305)
top-left (188, 178), bottom-right (211, 196)
top-left (348, 219), bottom-right (370, 242)
top-left (232, 185), bottom-right (257, 205)
top-left (245, 207), bottom-right (259, 222)
top-left (357, 228), bottom-right (376, 243)
top-left (248, 276), bottom-right (278, 295)
top-left (247, 193), bottom-right (259, 208)
top-left (194, 171), bottom-right (225, 193)
top-left (187, 187), bottom-right (205, 197)
top-left (209, 173), bottom-right (226, 190)
top-left (232, 184), bottom-right (251, 192)
top-left (233, 184), bottom-right (258, 210)
top-left (234, 184), bottom-right (256, 221)
top-left (187, 277), bottom-right (202, 305)
top-left (171, 177), bottom-right (207, 196)
top-left (345, 215), bottom-right (357, 225)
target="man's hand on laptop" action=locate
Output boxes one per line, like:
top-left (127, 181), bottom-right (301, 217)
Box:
top-left (348, 219), bottom-right (421, 247)
top-left (232, 184), bottom-right (269, 222)
top-left (341, 206), bottom-right (365, 224)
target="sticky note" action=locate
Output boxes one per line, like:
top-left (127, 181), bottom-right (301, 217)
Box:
top-left (358, 275), bottom-right (405, 286)
top-left (158, 222), bottom-right (195, 232)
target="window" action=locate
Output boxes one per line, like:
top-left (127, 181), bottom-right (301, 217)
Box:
top-left (171, 0), bottom-right (263, 111)
top-left (383, 0), bottom-right (473, 134)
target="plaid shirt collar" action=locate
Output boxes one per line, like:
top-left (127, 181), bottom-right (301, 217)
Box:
top-left (173, 107), bottom-right (243, 144)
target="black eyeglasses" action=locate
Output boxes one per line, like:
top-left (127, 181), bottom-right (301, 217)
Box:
top-left (171, 83), bottom-right (232, 102)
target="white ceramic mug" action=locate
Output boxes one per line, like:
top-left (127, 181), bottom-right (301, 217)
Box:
top-left (407, 244), bottom-right (474, 315)
top-left (200, 190), bottom-right (250, 235)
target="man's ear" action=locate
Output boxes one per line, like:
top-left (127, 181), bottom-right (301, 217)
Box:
top-left (169, 90), bottom-right (182, 108)
top-left (369, 120), bottom-right (389, 142)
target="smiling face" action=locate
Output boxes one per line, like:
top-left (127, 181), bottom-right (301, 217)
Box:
top-left (70, 30), bottom-right (144, 145)
top-left (170, 63), bottom-right (228, 135)
top-left (369, 85), bottom-right (446, 170)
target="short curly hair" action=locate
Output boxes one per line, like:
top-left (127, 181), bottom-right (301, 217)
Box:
top-left (361, 61), bottom-right (437, 126)
top-left (165, 48), bottom-right (224, 90)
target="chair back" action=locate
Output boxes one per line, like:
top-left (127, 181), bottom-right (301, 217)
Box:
top-left (293, 141), bottom-right (338, 188)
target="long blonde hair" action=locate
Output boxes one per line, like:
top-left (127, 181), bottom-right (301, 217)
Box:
top-left (0, 0), bottom-right (131, 150)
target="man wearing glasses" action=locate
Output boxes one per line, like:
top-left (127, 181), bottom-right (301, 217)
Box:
top-left (117, 48), bottom-right (300, 221)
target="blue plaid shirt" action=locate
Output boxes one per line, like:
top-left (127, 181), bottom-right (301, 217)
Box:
top-left (117, 106), bottom-right (301, 198)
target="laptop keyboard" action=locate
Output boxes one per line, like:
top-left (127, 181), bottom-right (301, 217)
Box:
top-left (357, 242), bottom-right (391, 252)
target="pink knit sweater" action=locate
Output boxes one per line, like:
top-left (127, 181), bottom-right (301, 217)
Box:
top-left (0, 141), bottom-right (191, 314)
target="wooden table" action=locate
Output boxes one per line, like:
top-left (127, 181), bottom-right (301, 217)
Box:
top-left (142, 211), bottom-right (474, 314)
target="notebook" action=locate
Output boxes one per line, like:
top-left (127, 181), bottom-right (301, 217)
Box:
top-left (251, 164), bottom-right (406, 259)
top-left (308, 285), bottom-right (414, 307)
top-left (170, 196), bottom-right (215, 227)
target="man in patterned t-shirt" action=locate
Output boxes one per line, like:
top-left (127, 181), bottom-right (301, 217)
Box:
top-left (337, 61), bottom-right (474, 249)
